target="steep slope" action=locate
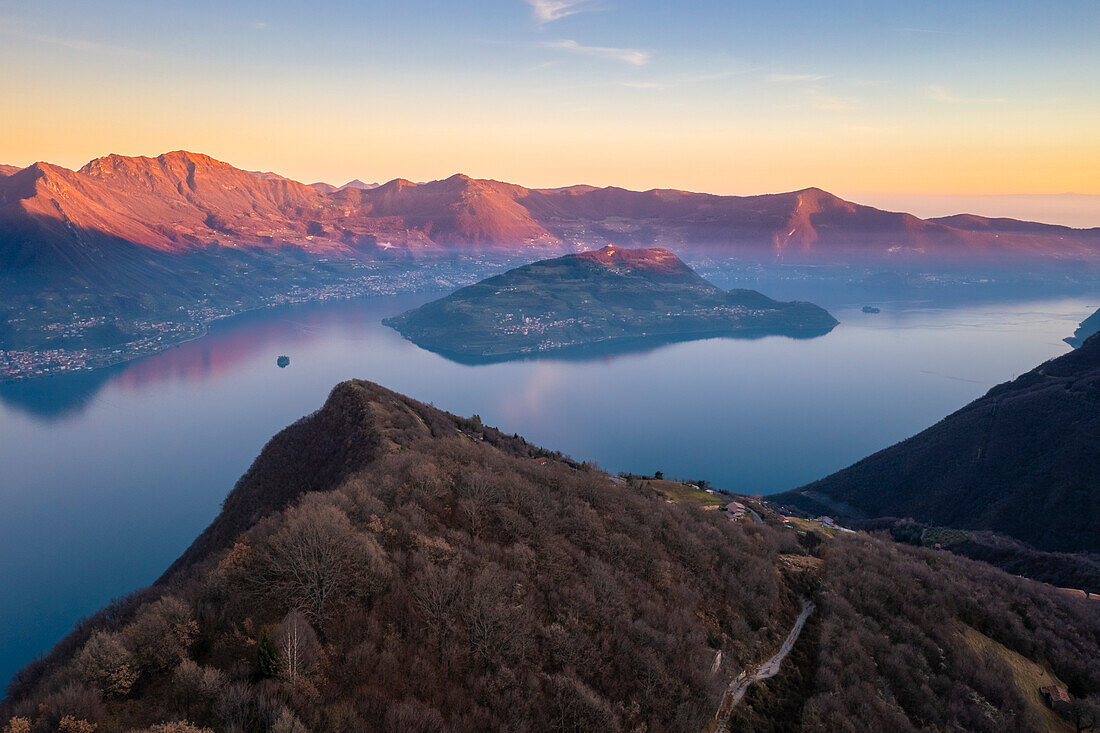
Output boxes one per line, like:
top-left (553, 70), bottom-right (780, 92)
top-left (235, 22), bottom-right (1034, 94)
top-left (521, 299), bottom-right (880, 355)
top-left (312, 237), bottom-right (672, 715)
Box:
top-left (383, 246), bottom-right (838, 359)
top-left (3, 380), bottom-right (799, 731)
top-left (0, 162), bottom-right (215, 289)
top-left (0, 165), bottom-right (21, 177)
top-left (352, 174), bottom-right (558, 250)
top-left (755, 533), bottom-right (1100, 733)
top-left (774, 333), bottom-right (1100, 553)
top-left (0, 153), bottom-right (346, 289)
top-left (76, 151), bottom-right (332, 250)
top-left (5, 381), bottom-right (1100, 733)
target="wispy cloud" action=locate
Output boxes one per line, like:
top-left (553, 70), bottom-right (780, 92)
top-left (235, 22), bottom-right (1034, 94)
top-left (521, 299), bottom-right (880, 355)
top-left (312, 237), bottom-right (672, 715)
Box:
top-left (766, 73), bottom-right (828, 84)
top-left (804, 89), bottom-right (861, 113)
top-left (543, 39), bottom-right (650, 66)
top-left (925, 84), bottom-right (1004, 104)
top-left (0, 26), bottom-right (157, 59)
top-left (250, 21), bottom-right (269, 30)
top-left (525, 0), bottom-right (589, 24)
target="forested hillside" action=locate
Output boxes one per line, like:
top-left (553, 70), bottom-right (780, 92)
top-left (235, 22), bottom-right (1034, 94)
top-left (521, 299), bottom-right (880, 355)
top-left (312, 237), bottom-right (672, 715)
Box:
top-left (4, 381), bottom-right (1099, 732)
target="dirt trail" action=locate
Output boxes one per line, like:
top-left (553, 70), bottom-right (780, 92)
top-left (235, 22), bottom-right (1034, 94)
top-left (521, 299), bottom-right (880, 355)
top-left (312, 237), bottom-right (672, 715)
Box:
top-left (712, 598), bottom-right (815, 732)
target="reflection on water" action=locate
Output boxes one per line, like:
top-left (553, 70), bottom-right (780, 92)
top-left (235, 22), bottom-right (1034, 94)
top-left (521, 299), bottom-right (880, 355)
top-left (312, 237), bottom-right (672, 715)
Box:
top-left (0, 289), bottom-right (1093, 689)
top-left (404, 322), bottom-right (839, 366)
top-left (0, 296), bottom-right (423, 421)
top-left (0, 367), bottom-right (120, 422)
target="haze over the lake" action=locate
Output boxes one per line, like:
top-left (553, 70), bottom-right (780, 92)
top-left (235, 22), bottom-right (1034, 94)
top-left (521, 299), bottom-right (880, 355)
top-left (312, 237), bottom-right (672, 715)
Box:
top-left (0, 291), bottom-right (1091, 688)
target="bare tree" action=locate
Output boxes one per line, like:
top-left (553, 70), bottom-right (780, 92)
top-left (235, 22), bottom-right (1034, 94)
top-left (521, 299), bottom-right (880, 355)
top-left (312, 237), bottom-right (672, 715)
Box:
top-left (412, 563), bottom-right (465, 650)
top-left (275, 611), bottom-right (320, 683)
top-left (251, 500), bottom-right (390, 628)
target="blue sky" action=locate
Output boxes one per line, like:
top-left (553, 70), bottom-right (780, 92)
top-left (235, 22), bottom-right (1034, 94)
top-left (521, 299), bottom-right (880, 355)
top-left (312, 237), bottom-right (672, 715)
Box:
top-left (1, 0), bottom-right (1098, 198)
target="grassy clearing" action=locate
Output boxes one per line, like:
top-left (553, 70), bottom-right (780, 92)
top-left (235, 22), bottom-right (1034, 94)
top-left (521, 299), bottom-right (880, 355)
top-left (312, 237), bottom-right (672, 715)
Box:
top-left (959, 625), bottom-right (1073, 733)
top-left (781, 516), bottom-right (841, 538)
top-left (645, 479), bottom-right (725, 506)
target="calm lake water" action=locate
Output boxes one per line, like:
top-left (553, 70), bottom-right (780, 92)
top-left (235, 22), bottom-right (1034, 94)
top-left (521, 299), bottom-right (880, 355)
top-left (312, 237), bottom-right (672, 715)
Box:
top-left (0, 288), bottom-right (1094, 689)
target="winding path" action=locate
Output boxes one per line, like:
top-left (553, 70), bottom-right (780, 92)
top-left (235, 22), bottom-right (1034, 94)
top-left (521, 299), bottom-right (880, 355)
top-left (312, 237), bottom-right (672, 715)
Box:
top-left (712, 598), bottom-right (815, 732)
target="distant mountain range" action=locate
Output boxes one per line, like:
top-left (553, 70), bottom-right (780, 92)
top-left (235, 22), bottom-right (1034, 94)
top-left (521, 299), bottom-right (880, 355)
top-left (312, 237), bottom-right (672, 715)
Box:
top-left (3, 150), bottom-right (1099, 381)
top-left (3, 150), bottom-right (1099, 272)
top-left (384, 246), bottom-right (837, 360)
top-left (774, 333), bottom-right (1100, 553)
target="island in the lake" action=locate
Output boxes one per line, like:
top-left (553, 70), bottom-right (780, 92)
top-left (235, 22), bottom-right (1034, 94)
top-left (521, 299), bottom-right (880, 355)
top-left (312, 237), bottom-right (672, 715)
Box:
top-left (383, 246), bottom-right (838, 360)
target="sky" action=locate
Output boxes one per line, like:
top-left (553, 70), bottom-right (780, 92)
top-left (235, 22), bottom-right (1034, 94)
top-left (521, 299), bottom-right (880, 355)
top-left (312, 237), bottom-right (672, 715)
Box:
top-left (1, 0), bottom-right (1098, 210)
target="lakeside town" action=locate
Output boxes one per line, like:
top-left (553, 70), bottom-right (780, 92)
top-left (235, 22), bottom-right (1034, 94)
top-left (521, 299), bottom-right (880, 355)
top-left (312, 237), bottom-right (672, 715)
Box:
top-left (0, 262), bottom-right (504, 382)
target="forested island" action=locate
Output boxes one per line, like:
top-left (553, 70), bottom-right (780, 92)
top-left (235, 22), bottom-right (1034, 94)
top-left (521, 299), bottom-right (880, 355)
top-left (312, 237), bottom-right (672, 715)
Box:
top-left (384, 246), bottom-right (838, 360)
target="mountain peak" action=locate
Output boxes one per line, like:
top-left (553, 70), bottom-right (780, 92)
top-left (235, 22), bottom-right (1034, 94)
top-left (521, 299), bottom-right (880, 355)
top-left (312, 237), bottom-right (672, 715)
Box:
top-left (792, 186), bottom-right (852, 210)
top-left (340, 178), bottom-right (379, 190)
top-left (157, 150), bottom-right (228, 168)
top-left (78, 150), bottom-right (235, 179)
top-left (14, 161), bottom-right (77, 188)
top-left (574, 245), bottom-right (687, 273)
top-left (377, 177), bottom-right (417, 191)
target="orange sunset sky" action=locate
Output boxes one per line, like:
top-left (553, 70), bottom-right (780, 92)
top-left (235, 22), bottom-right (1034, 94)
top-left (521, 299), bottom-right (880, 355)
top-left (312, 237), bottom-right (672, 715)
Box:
top-left (2, 0), bottom-right (1098, 221)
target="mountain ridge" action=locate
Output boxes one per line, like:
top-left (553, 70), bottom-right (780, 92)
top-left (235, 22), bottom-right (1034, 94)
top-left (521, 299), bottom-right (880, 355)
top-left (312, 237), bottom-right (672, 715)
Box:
top-left (5, 377), bottom-right (1100, 732)
top-left (4, 150), bottom-right (1099, 268)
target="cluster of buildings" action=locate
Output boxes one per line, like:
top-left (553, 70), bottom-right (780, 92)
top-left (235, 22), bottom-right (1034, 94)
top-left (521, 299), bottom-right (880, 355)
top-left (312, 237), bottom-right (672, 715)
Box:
top-left (0, 262), bottom-right (503, 382)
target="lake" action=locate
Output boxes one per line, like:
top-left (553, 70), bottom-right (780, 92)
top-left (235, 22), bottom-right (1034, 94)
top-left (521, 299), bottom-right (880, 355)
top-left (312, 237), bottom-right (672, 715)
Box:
top-left (0, 288), bottom-right (1093, 689)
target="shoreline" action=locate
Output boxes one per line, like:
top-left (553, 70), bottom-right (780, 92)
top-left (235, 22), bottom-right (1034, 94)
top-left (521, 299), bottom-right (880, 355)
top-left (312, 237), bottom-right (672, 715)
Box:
top-left (0, 277), bottom-right (481, 383)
